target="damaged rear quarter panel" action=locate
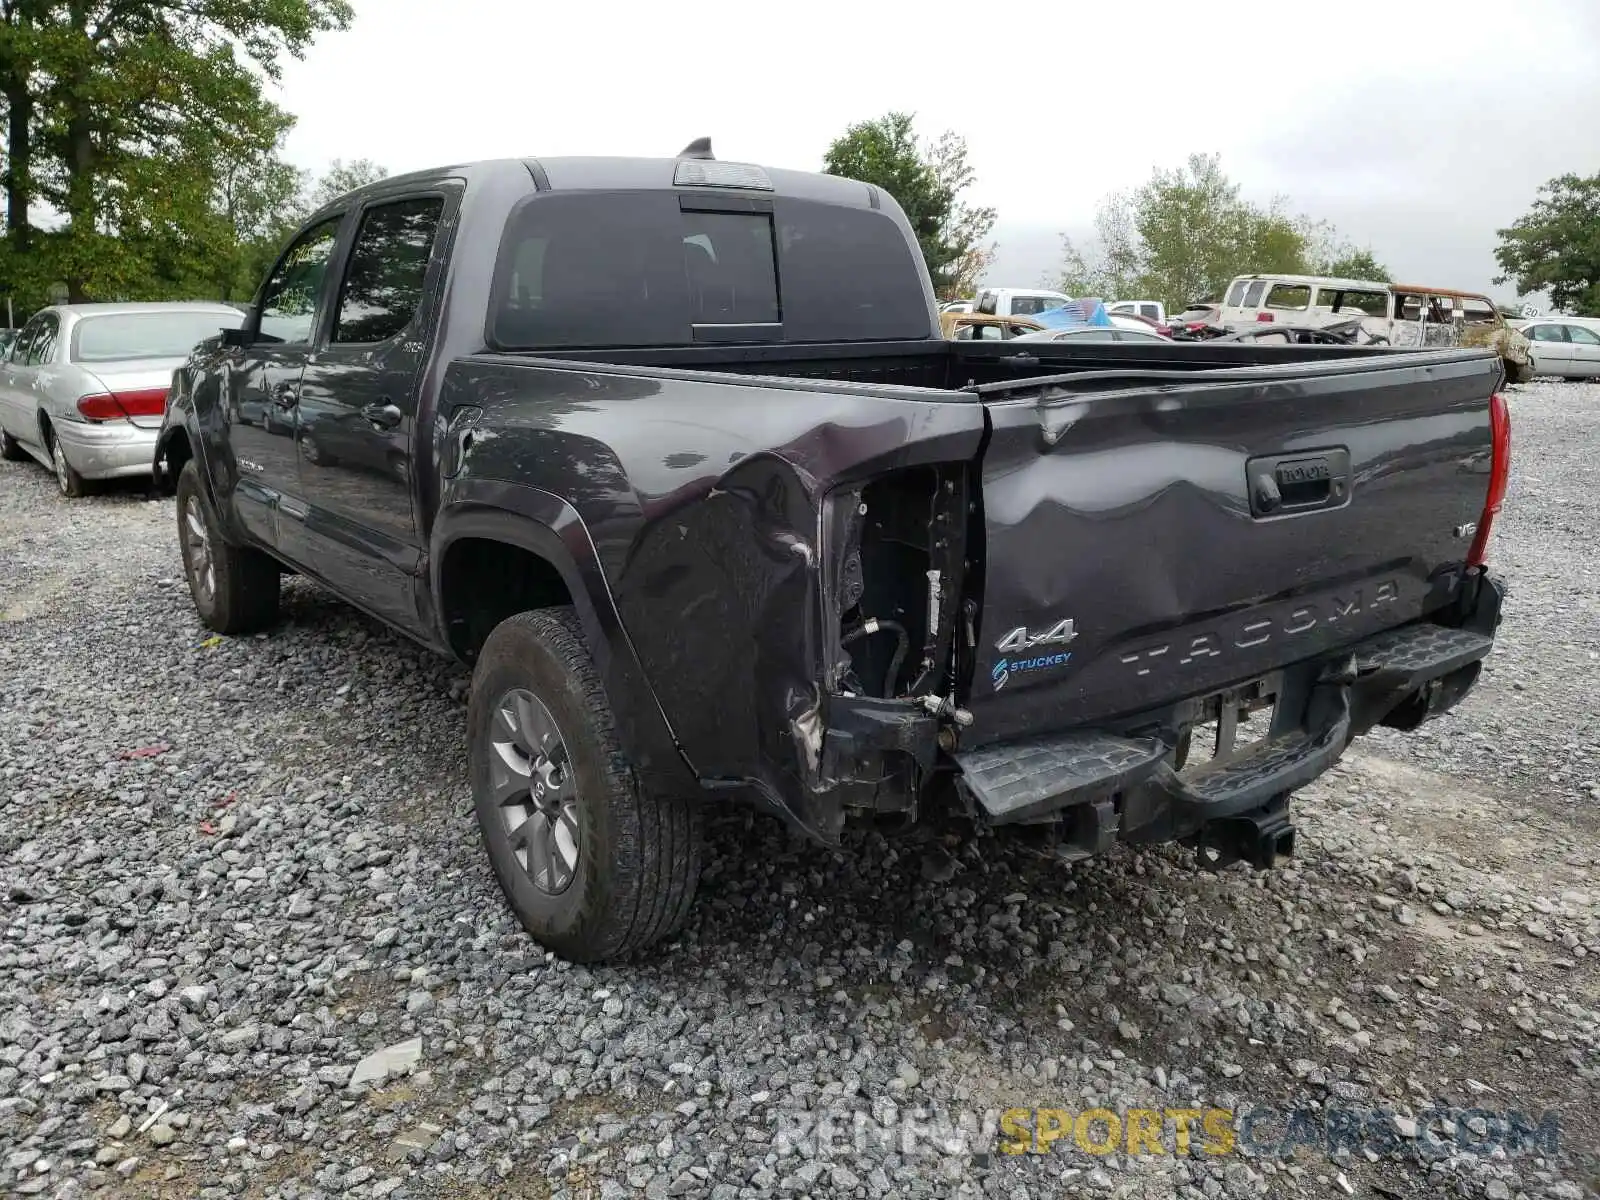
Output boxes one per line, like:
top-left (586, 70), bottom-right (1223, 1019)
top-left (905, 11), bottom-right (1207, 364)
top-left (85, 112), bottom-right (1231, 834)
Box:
top-left (446, 358), bottom-right (984, 837)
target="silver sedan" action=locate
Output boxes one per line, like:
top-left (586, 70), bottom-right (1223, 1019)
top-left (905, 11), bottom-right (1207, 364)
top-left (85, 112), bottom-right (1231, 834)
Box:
top-left (0, 302), bottom-right (243, 497)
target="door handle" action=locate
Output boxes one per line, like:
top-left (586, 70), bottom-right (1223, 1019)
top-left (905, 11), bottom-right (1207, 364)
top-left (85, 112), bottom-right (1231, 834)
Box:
top-left (361, 401), bottom-right (403, 430)
top-left (271, 381), bottom-right (299, 409)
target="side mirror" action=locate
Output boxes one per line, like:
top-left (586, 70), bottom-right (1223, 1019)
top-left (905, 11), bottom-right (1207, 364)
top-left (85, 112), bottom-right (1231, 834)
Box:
top-left (221, 307), bottom-right (257, 348)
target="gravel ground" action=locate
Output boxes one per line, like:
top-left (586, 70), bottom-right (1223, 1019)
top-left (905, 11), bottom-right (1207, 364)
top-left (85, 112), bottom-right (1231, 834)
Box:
top-left (2, 380), bottom-right (1597, 1200)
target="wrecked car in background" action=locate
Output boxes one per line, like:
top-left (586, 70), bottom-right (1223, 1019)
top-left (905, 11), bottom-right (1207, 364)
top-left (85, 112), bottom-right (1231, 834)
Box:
top-left (939, 311), bottom-right (1043, 340)
top-left (1385, 286), bottom-right (1534, 382)
top-left (1216, 274), bottom-right (1532, 381)
top-left (155, 144), bottom-right (1510, 962)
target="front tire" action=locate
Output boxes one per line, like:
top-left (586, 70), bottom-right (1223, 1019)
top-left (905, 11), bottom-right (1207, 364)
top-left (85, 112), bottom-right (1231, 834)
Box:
top-left (175, 459), bottom-right (281, 634)
top-left (468, 608), bottom-right (701, 962)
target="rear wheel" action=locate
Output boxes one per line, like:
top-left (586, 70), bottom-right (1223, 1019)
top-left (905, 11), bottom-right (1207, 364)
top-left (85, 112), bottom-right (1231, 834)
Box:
top-left (468, 608), bottom-right (701, 962)
top-left (0, 428), bottom-right (25, 462)
top-left (299, 431), bottom-right (335, 467)
top-left (176, 458), bottom-right (281, 634)
top-left (49, 433), bottom-right (88, 498)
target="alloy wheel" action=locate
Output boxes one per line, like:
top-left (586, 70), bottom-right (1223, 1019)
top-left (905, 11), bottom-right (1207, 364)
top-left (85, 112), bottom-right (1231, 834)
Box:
top-left (488, 688), bottom-right (580, 895)
top-left (51, 440), bottom-right (70, 495)
top-left (183, 494), bottom-right (216, 606)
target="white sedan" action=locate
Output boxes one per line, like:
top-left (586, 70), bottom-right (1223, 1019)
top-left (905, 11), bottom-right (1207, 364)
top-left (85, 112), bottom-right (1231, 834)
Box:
top-left (0, 302), bottom-right (243, 497)
top-left (1517, 320), bottom-right (1600, 380)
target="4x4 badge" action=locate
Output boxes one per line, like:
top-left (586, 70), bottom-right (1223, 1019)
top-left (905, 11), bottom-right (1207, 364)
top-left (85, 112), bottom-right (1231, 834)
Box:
top-left (995, 620), bottom-right (1078, 653)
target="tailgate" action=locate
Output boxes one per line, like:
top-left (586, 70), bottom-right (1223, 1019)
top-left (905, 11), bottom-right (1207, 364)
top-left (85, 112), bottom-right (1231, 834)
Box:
top-left (965, 350), bottom-right (1501, 745)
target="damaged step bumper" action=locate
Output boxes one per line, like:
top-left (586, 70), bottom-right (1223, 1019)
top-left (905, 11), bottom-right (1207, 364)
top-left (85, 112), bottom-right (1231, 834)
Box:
top-left (952, 577), bottom-right (1503, 854)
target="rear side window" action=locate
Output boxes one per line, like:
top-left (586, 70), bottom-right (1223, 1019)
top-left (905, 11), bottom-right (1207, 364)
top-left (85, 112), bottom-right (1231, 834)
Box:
top-left (1265, 284), bottom-right (1311, 310)
top-left (24, 313), bottom-right (58, 365)
top-left (491, 191), bottom-right (929, 349)
top-left (334, 197), bottom-right (445, 344)
top-left (1567, 325), bottom-right (1600, 346)
top-left (1318, 288), bottom-right (1387, 317)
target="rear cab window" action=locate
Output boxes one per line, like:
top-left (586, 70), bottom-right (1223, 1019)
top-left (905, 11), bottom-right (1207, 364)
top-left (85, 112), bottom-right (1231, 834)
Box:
top-left (491, 191), bottom-right (930, 349)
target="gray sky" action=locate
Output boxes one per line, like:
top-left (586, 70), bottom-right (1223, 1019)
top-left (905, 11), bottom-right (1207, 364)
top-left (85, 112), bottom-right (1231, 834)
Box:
top-left (276, 0), bottom-right (1600, 305)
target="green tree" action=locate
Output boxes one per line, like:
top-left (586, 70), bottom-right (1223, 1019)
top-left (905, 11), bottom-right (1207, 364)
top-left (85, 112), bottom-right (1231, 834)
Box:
top-left (1494, 172), bottom-right (1600, 316)
top-left (924, 129), bottom-right (995, 299)
top-left (208, 139), bottom-right (309, 300)
top-left (309, 156), bottom-right (387, 208)
top-left (1056, 153), bottom-right (1374, 309)
top-left (0, 0), bottom-right (351, 304)
top-left (1319, 247), bottom-right (1391, 282)
top-left (823, 113), bottom-right (995, 299)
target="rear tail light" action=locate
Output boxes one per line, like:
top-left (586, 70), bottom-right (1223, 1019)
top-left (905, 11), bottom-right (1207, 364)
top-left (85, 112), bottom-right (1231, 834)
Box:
top-left (76, 388), bottom-right (168, 421)
top-left (1256, 312), bottom-right (1276, 323)
top-left (1466, 391), bottom-right (1510, 567)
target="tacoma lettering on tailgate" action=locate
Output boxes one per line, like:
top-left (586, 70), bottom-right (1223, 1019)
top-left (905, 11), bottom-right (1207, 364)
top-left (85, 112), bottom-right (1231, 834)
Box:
top-left (1119, 580), bottom-right (1399, 678)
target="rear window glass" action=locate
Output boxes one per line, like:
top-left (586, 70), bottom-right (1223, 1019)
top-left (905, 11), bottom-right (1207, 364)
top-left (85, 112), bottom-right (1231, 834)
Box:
top-left (1242, 281), bottom-right (1267, 306)
top-left (71, 311), bottom-right (243, 362)
top-left (491, 192), bottom-right (929, 349)
top-left (1225, 280), bottom-right (1248, 306)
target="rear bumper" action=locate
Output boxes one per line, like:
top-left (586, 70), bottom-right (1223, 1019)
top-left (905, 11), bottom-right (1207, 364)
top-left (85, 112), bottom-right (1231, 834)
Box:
top-left (953, 572), bottom-right (1505, 850)
top-left (54, 418), bottom-right (158, 480)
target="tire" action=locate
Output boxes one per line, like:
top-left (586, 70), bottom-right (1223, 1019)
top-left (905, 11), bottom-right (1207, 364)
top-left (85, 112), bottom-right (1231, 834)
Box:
top-left (300, 431), bottom-right (335, 467)
top-left (175, 458), bottom-right (281, 634)
top-left (0, 428), bottom-right (25, 462)
top-left (1563, 376), bottom-right (1586, 384)
top-left (468, 608), bottom-right (701, 962)
top-left (49, 434), bottom-right (89, 498)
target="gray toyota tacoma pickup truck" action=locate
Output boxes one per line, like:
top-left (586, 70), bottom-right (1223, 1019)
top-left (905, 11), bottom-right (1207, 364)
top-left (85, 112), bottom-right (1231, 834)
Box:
top-left (155, 142), bottom-right (1510, 962)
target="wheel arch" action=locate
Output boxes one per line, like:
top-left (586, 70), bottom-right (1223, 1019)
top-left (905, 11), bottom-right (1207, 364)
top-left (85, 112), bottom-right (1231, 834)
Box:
top-left (431, 481), bottom-right (696, 797)
top-left (153, 424), bottom-right (194, 496)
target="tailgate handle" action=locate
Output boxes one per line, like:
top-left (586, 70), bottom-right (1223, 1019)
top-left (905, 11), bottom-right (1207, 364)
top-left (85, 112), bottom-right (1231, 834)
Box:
top-left (1248, 449), bottom-right (1350, 517)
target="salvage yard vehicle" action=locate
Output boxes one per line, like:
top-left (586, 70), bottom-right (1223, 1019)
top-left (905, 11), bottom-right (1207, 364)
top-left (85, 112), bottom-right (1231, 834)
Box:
top-left (0, 302), bottom-right (243, 496)
top-left (939, 312), bottom-right (1043, 340)
top-left (155, 143), bottom-right (1510, 962)
top-left (1516, 318), bottom-right (1600, 380)
top-left (1385, 286), bottom-right (1534, 383)
top-left (973, 286), bottom-right (1075, 317)
top-left (1217, 274), bottom-right (1533, 382)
